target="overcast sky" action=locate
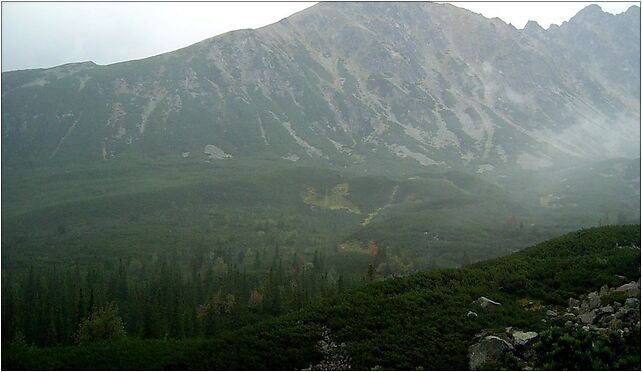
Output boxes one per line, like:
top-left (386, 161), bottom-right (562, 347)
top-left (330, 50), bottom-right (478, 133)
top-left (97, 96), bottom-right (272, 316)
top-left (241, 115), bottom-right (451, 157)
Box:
top-left (1, 1), bottom-right (637, 72)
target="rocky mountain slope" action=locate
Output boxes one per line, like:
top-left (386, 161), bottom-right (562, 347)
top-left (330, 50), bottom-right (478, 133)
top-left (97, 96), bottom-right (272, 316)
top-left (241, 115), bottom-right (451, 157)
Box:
top-left (2, 3), bottom-right (639, 173)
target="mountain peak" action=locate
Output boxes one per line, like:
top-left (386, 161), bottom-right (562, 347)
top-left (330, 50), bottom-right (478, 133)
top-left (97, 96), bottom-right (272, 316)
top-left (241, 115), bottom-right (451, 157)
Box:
top-left (523, 20), bottom-right (544, 33)
top-left (570, 4), bottom-right (607, 23)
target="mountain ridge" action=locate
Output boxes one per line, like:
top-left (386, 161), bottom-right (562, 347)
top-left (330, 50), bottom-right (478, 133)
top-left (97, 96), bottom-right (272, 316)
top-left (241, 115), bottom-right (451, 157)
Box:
top-left (2, 3), bottom-right (639, 174)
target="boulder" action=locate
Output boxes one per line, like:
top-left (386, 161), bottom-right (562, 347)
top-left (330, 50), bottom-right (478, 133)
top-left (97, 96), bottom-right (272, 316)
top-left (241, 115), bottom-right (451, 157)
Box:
top-left (568, 297), bottom-right (580, 308)
top-left (586, 291), bottom-right (601, 309)
top-left (473, 296), bottom-right (502, 308)
top-left (579, 310), bottom-right (597, 325)
top-left (615, 307), bottom-right (638, 322)
top-left (615, 282), bottom-right (640, 298)
top-left (512, 331), bottom-right (539, 348)
top-left (468, 336), bottom-right (513, 370)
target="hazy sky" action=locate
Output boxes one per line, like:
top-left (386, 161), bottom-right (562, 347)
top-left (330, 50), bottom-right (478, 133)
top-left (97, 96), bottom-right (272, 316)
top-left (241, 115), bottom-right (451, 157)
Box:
top-left (2, 1), bottom-right (637, 72)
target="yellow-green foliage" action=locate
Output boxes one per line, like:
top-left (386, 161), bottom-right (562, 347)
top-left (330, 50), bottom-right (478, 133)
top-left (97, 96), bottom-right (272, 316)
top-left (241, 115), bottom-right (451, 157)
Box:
top-left (518, 298), bottom-right (544, 311)
top-left (303, 183), bottom-right (361, 213)
top-left (337, 240), bottom-right (369, 255)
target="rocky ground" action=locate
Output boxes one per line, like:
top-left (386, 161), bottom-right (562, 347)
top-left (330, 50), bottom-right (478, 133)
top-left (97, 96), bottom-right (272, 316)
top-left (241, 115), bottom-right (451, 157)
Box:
top-left (468, 279), bottom-right (641, 370)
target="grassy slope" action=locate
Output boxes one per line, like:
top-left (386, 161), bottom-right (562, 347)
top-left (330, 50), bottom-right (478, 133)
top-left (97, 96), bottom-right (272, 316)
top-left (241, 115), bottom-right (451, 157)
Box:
top-left (3, 160), bottom-right (575, 270)
top-left (4, 225), bottom-right (639, 370)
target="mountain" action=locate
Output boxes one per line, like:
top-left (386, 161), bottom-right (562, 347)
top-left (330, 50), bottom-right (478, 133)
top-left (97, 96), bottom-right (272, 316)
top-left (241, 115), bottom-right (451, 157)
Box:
top-left (2, 3), bottom-right (639, 174)
top-left (4, 225), bottom-right (640, 370)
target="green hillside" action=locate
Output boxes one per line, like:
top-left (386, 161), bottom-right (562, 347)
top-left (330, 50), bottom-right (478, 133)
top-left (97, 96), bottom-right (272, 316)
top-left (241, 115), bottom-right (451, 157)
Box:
top-left (2, 159), bottom-right (586, 271)
top-left (3, 225), bottom-right (639, 370)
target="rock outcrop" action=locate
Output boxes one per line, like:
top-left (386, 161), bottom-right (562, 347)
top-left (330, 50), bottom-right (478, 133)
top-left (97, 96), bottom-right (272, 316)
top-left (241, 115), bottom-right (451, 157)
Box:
top-left (468, 278), bottom-right (641, 370)
top-left (567, 281), bottom-right (641, 333)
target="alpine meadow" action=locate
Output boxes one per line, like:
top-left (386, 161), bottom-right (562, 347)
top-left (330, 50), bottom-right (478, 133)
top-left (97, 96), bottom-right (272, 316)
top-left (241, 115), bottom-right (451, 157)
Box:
top-left (1, 2), bottom-right (640, 370)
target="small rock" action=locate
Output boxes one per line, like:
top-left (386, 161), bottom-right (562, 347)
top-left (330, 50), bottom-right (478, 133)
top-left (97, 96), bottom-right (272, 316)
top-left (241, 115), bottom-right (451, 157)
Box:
top-left (546, 310), bottom-right (558, 317)
top-left (562, 312), bottom-right (576, 319)
top-left (512, 331), bottom-right (539, 348)
top-left (568, 297), bottom-right (580, 308)
top-left (473, 296), bottom-right (502, 308)
top-left (599, 285), bottom-right (610, 297)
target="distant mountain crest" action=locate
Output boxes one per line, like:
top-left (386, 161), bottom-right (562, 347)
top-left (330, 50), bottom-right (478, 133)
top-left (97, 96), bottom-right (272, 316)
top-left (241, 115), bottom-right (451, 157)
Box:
top-left (2, 3), bottom-right (639, 173)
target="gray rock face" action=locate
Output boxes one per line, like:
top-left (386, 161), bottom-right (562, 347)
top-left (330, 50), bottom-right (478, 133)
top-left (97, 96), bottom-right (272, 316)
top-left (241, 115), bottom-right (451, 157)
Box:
top-left (512, 331), bottom-right (539, 348)
top-left (468, 336), bottom-right (513, 370)
top-left (473, 296), bottom-right (502, 308)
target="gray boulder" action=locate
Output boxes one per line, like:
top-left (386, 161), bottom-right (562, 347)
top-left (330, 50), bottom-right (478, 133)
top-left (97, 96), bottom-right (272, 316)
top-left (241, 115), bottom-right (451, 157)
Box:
top-left (473, 296), bottom-right (502, 308)
top-left (579, 310), bottom-right (598, 325)
top-left (468, 336), bottom-right (513, 370)
top-left (585, 291), bottom-right (601, 309)
top-left (568, 297), bottom-right (580, 308)
top-left (616, 282), bottom-right (640, 298)
top-left (512, 331), bottom-right (539, 348)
